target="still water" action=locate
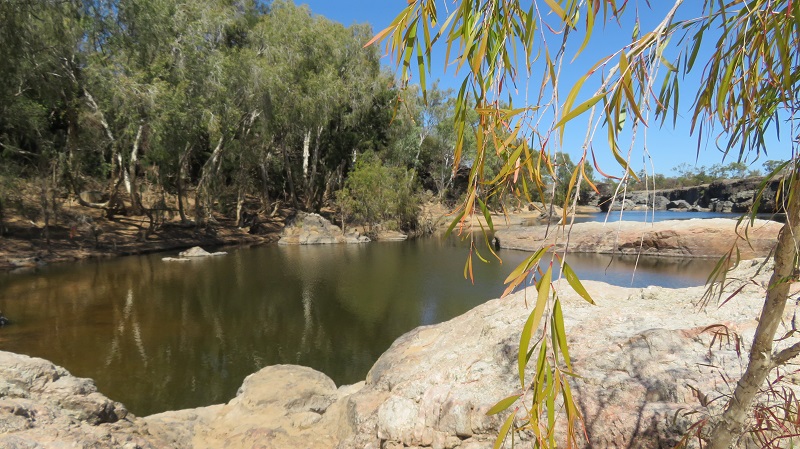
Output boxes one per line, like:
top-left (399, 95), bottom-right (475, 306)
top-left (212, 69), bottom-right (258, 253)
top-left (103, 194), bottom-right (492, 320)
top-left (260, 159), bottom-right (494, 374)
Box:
top-left (0, 237), bottom-right (719, 416)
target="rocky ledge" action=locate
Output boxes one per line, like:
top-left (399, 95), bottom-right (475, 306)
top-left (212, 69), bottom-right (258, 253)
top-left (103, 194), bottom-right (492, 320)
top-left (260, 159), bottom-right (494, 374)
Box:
top-left (597, 176), bottom-right (783, 213)
top-left (494, 218), bottom-right (781, 259)
top-left (2, 257), bottom-right (798, 448)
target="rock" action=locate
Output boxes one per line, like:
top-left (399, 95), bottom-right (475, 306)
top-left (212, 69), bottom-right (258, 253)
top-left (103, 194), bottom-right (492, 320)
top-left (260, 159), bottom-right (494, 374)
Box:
top-left (607, 198), bottom-right (636, 211)
top-left (163, 247), bottom-right (227, 262)
top-left (0, 352), bottom-right (171, 448)
top-left (601, 176), bottom-right (784, 214)
top-left (345, 231), bottom-right (372, 244)
top-left (336, 258), bottom-right (799, 449)
top-left (178, 247), bottom-right (227, 258)
top-left (145, 365), bottom-right (345, 449)
top-left (279, 213), bottom-right (369, 245)
top-left (79, 191), bottom-right (109, 204)
top-left (666, 199), bottom-right (692, 210)
top-left (375, 230), bottom-right (408, 242)
top-left (494, 218), bottom-right (781, 258)
top-left (7, 257), bottom-right (44, 269)
top-left (709, 199), bottom-right (734, 213)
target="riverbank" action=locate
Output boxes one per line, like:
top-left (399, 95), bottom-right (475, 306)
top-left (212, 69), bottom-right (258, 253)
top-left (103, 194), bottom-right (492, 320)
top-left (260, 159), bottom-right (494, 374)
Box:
top-left (0, 208), bottom-right (286, 272)
top-left (1, 257), bottom-right (796, 448)
top-left (0, 198), bottom-right (600, 272)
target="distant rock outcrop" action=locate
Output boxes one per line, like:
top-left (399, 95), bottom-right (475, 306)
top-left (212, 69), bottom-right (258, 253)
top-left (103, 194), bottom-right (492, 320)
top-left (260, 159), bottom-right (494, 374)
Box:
top-left (278, 212), bottom-right (370, 245)
top-left (2, 259), bottom-right (797, 448)
top-left (598, 177), bottom-right (783, 213)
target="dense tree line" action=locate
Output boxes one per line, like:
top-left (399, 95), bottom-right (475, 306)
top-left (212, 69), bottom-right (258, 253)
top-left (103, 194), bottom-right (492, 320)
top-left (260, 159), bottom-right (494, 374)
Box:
top-left (0, 0), bottom-right (478, 235)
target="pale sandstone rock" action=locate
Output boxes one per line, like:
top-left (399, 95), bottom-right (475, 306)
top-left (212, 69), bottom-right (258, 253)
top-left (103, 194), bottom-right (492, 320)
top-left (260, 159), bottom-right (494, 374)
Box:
top-left (494, 218), bottom-right (780, 259)
top-left (278, 212), bottom-right (370, 245)
top-left (178, 247), bottom-right (227, 257)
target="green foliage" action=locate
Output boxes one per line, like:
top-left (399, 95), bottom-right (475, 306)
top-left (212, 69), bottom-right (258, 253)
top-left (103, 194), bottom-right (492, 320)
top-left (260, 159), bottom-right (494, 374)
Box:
top-left (337, 153), bottom-right (420, 233)
top-left (0, 0), bottom-right (408, 224)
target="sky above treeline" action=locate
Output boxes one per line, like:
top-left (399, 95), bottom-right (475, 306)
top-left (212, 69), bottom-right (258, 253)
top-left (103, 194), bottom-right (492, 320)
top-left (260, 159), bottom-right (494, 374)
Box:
top-left (299, 1), bottom-right (792, 177)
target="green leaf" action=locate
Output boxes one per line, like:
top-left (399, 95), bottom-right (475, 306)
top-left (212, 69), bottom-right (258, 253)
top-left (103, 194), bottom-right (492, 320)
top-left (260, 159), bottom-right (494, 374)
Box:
top-left (477, 197), bottom-right (494, 232)
top-left (563, 262), bottom-right (595, 304)
top-left (553, 299), bottom-right (572, 370)
top-left (554, 92), bottom-right (605, 131)
top-left (445, 208), bottom-right (466, 238)
top-left (487, 394), bottom-right (520, 415)
top-left (492, 409), bottom-right (517, 449)
top-left (543, 0), bottom-right (567, 22)
top-left (518, 267), bottom-right (552, 388)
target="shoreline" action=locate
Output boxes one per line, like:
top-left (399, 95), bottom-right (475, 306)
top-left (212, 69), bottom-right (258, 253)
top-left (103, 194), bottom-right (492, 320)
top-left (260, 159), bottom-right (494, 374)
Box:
top-left (0, 217), bottom-right (283, 272)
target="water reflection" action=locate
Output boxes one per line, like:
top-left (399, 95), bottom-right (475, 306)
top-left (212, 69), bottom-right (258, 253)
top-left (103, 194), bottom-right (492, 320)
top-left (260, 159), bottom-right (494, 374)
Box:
top-left (0, 238), bottom-right (718, 416)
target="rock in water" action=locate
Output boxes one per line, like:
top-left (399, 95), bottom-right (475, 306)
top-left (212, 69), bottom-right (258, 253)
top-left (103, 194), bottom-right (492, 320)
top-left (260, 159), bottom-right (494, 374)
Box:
top-left (178, 247), bottom-right (227, 258)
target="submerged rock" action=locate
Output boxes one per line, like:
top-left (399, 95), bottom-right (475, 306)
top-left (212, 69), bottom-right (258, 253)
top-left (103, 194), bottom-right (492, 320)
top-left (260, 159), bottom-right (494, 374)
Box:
top-left (2, 259), bottom-right (797, 448)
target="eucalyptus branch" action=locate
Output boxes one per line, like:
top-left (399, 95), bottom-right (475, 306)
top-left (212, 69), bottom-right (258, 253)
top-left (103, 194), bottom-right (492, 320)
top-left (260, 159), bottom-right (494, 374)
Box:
top-left (772, 341), bottom-right (800, 368)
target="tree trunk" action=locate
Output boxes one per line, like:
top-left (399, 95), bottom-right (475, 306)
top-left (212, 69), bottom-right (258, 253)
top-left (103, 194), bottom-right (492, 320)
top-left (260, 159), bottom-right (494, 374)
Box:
top-left (177, 143), bottom-right (192, 224)
top-left (82, 88), bottom-right (124, 197)
top-left (282, 144), bottom-right (298, 209)
top-left (707, 169), bottom-right (800, 448)
top-left (128, 124), bottom-right (144, 215)
top-left (196, 136), bottom-right (225, 224)
top-left (260, 158), bottom-right (271, 212)
top-left (305, 126), bottom-right (323, 210)
top-left (302, 129), bottom-right (311, 180)
top-left (408, 131), bottom-right (426, 188)
top-left (40, 174), bottom-right (51, 249)
top-left (0, 197), bottom-right (5, 235)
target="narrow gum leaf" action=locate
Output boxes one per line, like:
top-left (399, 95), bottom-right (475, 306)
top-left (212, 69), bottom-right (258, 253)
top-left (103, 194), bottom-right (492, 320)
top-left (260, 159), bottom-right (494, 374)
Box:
top-left (553, 299), bottom-right (572, 370)
top-left (486, 394), bottom-right (520, 415)
top-left (492, 409), bottom-right (517, 449)
top-left (543, 0), bottom-right (567, 22)
top-left (554, 92), bottom-right (605, 130)
top-left (519, 267), bottom-right (552, 387)
top-left (563, 262), bottom-right (595, 304)
top-left (477, 197), bottom-right (494, 231)
top-left (444, 208), bottom-right (466, 238)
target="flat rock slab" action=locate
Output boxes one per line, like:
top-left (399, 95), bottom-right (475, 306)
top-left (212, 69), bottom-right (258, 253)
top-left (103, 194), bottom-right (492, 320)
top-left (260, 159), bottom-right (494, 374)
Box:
top-left (494, 218), bottom-right (781, 258)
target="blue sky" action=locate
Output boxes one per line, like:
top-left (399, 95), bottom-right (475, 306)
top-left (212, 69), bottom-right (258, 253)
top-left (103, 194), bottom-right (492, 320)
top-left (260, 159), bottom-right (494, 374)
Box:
top-left (298, 1), bottom-right (792, 177)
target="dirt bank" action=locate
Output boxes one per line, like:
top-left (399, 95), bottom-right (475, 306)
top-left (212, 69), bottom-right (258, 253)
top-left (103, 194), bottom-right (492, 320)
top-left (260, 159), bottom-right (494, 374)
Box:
top-left (0, 200), bottom-right (288, 272)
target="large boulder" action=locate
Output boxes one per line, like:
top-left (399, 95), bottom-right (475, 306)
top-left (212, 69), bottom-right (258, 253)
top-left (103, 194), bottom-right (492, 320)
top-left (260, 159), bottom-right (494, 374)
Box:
top-left (0, 352), bottom-right (173, 448)
top-left (666, 199), bottom-right (692, 210)
top-left (278, 213), bottom-right (370, 245)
